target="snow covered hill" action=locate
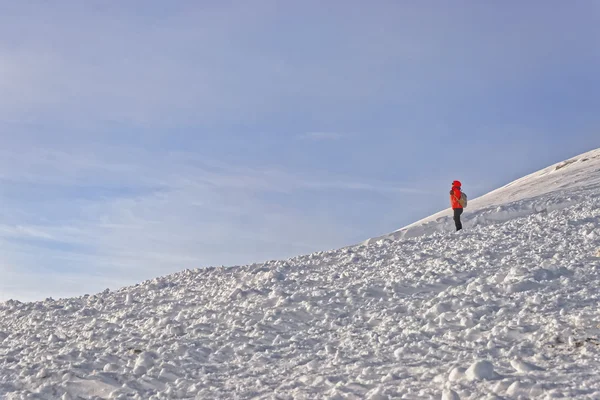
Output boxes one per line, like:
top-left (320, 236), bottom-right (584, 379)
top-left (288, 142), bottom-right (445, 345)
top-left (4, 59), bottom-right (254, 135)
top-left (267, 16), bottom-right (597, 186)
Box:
top-left (0, 148), bottom-right (599, 399)
top-left (364, 148), bottom-right (600, 244)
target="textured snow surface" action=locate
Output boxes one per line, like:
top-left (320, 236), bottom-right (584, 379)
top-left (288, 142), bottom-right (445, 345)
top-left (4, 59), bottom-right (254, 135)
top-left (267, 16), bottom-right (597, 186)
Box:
top-left (0, 148), bottom-right (599, 399)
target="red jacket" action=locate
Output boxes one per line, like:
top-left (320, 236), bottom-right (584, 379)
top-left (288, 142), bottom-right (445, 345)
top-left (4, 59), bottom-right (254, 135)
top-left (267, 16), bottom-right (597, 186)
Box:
top-left (450, 186), bottom-right (462, 209)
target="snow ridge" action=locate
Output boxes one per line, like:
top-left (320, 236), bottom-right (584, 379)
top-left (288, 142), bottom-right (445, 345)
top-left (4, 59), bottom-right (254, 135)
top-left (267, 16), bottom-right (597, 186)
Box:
top-left (363, 148), bottom-right (600, 244)
top-left (0, 148), bottom-right (599, 399)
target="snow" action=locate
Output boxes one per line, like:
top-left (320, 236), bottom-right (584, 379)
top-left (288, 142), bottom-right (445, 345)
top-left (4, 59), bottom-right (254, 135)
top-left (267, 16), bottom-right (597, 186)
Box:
top-left (363, 148), bottom-right (600, 244)
top-left (510, 358), bottom-right (544, 373)
top-left (0, 148), bottom-right (599, 399)
top-left (465, 360), bottom-right (496, 381)
top-left (441, 389), bottom-right (460, 400)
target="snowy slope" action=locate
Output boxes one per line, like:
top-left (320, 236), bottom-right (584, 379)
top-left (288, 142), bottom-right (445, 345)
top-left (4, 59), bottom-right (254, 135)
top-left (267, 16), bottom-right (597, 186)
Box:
top-left (0, 148), bottom-right (599, 399)
top-left (364, 148), bottom-right (600, 244)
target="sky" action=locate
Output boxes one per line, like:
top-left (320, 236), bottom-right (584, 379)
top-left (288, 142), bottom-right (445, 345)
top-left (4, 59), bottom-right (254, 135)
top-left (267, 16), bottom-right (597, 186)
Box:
top-left (0, 1), bottom-right (599, 301)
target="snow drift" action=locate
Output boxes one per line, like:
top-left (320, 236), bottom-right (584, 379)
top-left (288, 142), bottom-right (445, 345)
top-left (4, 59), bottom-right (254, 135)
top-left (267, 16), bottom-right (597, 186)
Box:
top-left (0, 148), bottom-right (599, 399)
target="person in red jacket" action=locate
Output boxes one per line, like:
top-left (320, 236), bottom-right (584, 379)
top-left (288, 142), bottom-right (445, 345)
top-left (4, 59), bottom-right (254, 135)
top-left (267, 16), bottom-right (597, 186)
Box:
top-left (450, 180), bottom-right (463, 231)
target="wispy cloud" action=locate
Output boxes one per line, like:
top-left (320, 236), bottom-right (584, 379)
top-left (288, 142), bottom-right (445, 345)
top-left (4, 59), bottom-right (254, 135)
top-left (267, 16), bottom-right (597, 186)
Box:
top-left (0, 143), bottom-right (425, 301)
top-left (298, 179), bottom-right (428, 194)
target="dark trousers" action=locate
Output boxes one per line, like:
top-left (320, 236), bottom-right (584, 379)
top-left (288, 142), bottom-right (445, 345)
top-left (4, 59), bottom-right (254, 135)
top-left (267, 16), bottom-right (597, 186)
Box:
top-left (453, 208), bottom-right (463, 231)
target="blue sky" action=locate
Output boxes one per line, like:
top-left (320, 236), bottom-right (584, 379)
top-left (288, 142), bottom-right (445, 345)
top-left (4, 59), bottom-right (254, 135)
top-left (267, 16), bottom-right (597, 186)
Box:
top-left (1, 1), bottom-right (599, 301)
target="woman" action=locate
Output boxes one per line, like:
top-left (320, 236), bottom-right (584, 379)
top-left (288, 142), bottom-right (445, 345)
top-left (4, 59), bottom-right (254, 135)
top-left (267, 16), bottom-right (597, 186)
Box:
top-left (450, 180), bottom-right (464, 231)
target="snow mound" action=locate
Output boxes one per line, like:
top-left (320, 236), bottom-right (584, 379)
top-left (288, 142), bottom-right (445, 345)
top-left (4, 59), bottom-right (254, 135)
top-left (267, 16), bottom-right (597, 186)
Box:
top-left (0, 148), bottom-right (599, 399)
top-left (442, 389), bottom-right (460, 400)
top-left (465, 360), bottom-right (497, 381)
top-left (510, 358), bottom-right (544, 373)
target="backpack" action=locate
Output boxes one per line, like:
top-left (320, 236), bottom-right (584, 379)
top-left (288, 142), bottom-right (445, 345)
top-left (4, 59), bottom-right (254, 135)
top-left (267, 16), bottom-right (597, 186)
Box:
top-left (458, 192), bottom-right (468, 208)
